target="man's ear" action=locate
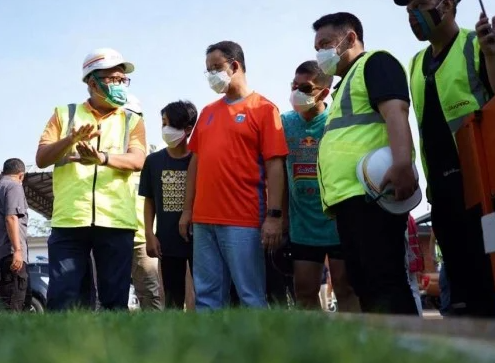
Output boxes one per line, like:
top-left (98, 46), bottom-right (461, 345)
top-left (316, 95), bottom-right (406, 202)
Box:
top-left (185, 125), bottom-right (194, 136)
top-left (19, 173), bottom-right (25, 183)
top-left (232, 60), bottom-right (245, 76)
top-left (343, 31), bottom-right (357, 51)
top-left (87, 77), bottom-right (97, 92)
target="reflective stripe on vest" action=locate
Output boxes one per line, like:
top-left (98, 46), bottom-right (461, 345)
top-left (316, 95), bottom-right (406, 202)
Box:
top-left (323, 67), bottom-right (384, 134)
top-left (51, 103), bottom-right (139, 230)
top-left (317, 51), bottom-right (391, 214)
top-left (409, 29), bottom-right (490, 181)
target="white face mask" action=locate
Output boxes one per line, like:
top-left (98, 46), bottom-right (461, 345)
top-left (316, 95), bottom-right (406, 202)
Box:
top-left (289, 90), bottom-right (316, 112)
top-left (316, 35), bottom-right (348, 76)
top-left (162, 126), bottom-right (186, 148)
top-left (207, 70), bottom-right (231, 94)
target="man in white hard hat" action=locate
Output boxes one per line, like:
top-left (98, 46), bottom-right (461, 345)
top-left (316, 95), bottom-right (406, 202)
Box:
top-left (36, 48), bottom-right (147, 311)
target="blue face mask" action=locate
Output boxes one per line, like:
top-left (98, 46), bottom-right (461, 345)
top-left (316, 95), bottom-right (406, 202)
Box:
top-left (94, 76), bottom-right (128, 107)
top-left (408, 1), bottom-right (445, 41)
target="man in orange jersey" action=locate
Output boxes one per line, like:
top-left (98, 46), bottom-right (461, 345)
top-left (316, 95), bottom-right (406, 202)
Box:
top-left (179, 41), bottom-right (289, 310)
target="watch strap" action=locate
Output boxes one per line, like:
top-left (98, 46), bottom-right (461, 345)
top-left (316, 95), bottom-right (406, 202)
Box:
top-left (267, 209), bottom-right (282, 218)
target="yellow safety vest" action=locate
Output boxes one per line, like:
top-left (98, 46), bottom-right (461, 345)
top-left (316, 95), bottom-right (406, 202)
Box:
top-left (52, 103), bottom-right (140, 230)
top-left (409, 28), bottom-right (490, 181)
top-left (318, 51), bottom-right (392, 216)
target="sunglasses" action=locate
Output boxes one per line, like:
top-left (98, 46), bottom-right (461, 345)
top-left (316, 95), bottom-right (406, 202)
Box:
top-left (291, 82), bottom-right (323, 94)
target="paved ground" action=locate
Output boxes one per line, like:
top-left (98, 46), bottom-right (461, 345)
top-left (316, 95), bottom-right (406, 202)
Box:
top-left (328, 310), bottom-right (495, 361)
top-left (423, 309), bottom-right (442, 320)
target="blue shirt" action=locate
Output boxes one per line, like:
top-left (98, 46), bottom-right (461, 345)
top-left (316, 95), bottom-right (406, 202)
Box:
top-left (282, 107), bottom-right (339, 246)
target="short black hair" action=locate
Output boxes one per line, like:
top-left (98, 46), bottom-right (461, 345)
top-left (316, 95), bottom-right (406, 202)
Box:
top-left (2, 158), bottom-right (25, 175)
top-left (206, 41), bottom-right (246, 72)
top-left (312, 12), bottom-right (364, 44)
top-left (295, 61), bottom-right (333, 88)
top-left (161, 100), bottom-right (198, 130)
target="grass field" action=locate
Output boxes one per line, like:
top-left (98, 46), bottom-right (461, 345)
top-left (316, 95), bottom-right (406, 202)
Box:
top-left (0, 309), bottom-right (486, 363)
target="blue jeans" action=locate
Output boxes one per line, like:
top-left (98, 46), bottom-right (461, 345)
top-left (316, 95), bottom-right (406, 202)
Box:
top-left (193, 224), bottom-right (267, 310)
top-left (47, 227), bottom-right (134, 311)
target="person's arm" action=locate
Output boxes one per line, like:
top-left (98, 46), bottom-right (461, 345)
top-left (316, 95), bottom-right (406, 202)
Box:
top-left (106, 118), bottom-right (147, 171)
top-left (281, 162), bottom-right (289, 232)
top-left (4, 185), bottom-right (26, 272)
top-left (37, 138), bottom-right (75, 169)
top-left (179, 109), bottom-right (203, 241)
top-left (144, 197), bottom-right (156, 239)
top-left (104, 148), bottom-right (145, 172)
top-left (5, 215), bottom-right (22, 254)
top-left (259, 105), bottom-right (289, 248)
top-left (179, 154), bottom-right (197, 241)
top-left (365, 52), bottom-right (416, 200)
top-left (476, 14), bottom-right (495, 94)
top-left (183, 154), bottom-right (197, 212)
top-left (70, 119), bottom-right (146, 171)
top-left (366, 52), bottom-right (413, 167)
top-left (379, 100), bottom-right (414, 170)
top-left (139, 158), bottom-right (154, 238)
top-left (485, 55), bottom-right (495, 95)
top-left (36, 113), bottom-right (100, 168)
top-left (266, 157), bottom-right (285, 212)
top-left (261, 106), bottom-right (289, 212)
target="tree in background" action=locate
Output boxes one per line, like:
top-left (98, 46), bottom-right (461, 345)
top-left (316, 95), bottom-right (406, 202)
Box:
top-left (28, 217), bottom-right (51, 237)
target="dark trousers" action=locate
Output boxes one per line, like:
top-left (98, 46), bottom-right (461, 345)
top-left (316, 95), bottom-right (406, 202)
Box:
top-left (161, 255), bottom-right (192, 309)
top-left (265, 250), bottom-right (294, 308)
top-left (335, 196), bottom-right (418, 315)
top-left (46, 227), bottom-right (134, 311)
top-left (432, 202), bottom-right (495, 317)
top-left (0, 255), bottom-right (28, 311)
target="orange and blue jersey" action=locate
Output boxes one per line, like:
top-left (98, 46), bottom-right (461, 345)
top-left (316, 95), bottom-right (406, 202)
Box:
top-left (189, 92), bottom-right (288, 228)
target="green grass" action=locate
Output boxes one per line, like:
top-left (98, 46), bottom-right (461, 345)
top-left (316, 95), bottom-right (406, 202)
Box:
top-left (0, 310), bottom-right (483, 363)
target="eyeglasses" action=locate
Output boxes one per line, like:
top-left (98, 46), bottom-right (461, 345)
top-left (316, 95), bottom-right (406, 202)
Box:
top-left (291, 82), bottom-right (323, 94)
top-left (204, 59), bottom-right (234, 75)
top-left (94, 75), bottom-right (131, 86)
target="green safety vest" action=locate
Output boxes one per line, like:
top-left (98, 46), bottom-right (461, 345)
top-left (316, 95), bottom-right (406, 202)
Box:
top-left (409, 28), bottom-right (490, 182)
top-left (52, 103), bottom-right (140, 230)
top-left (318, 51), bottom-right (392, 216)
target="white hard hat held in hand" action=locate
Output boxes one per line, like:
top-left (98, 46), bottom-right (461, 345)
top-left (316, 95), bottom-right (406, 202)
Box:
top-left (356, 146), bottom-right (422, 215)
top-left (82, 48), bottom-right (134, 82)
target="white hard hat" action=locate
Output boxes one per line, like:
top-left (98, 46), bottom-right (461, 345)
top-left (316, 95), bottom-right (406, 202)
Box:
top-left (82, 48), bottom-right (134, 82)
top-left (356, 146), bottom-right (422, 215)
top-left (125, 94), bottom-right (142, 114)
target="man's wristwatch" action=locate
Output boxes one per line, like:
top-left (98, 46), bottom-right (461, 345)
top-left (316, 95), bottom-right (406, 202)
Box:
top-left (267, 209), bottom-right (282, 218)
top-left (101, 151), bottom-right (109, 166)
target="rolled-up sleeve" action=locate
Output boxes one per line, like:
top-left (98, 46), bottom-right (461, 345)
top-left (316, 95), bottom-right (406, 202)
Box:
top-left (128, 118), bottom-right (147, 153)
top-left (39, 112), bottom-right (62, 146)
top-left (5, 185), bottom-right (27, 217)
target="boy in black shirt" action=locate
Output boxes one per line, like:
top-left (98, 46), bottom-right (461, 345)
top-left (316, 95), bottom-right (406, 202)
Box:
top-left (139, 100), bottom-right (198, 309)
